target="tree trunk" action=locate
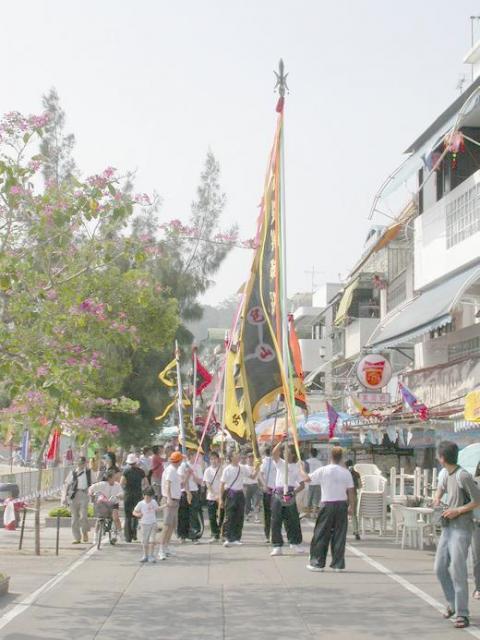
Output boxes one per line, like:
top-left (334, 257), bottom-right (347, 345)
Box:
top-left (34, 401), bottom-right (61, 556)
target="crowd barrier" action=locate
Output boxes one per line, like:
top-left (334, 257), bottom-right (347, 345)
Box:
top-left (0, 465), bottom-right (73, 501)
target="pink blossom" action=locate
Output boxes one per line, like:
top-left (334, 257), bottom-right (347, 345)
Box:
top-left (10, 185), bottom-right (22, 195)
top-left (103, 166), bottom-right (115, 179)
top-left (36, 365), bottom-right (49, 377)
top-left (45, 289), bottom-right (57, 300)
top-left (66, 357), bottom-right (78, 366)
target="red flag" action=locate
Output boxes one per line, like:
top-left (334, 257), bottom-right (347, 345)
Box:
top-left (46, 429), bottom-right (60, 461)
top-left (288, 314), bottom-right (307, 411)
top-left (193, 352), bottom-right (213, 397)
top-left (326, 401), bottom-right (339, 438)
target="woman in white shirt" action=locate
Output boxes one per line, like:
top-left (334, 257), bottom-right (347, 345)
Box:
top-left (270, 441), bottom-right (305, 556)
top-left (219, 450), bottom-right (259, 547)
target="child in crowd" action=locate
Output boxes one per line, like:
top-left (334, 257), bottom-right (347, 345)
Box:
top-left (133, 487), bottom-right (161, 563)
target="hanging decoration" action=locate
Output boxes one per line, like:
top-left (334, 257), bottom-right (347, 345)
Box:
top-left (398, 382), bottom-right (429, 421)
top-left (406, 429), bottom-right (413, 446)
top-left (387, 424), bottom-right (397, 444)
top-left (46, 429), bottom-right (60, 461)
top-left (359, 429), bottom-right (366, 445)
top-left (444, 131), bottom-right (465, 170)
top-left (326, 401), bottom-right (340, 439)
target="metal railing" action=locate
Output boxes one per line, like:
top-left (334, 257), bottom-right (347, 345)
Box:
top-left (0, 465), bottom-right (73, 501)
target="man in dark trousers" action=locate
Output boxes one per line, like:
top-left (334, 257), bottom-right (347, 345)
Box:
top-left (306, 446), bottom-right (354, 572)
top-left (121, 453), bottom-right (147, 542)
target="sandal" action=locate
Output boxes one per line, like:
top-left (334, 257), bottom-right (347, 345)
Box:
top-left (454, 617), bottom-right (469, 629)
top-left (443, 607), bottom-right (455, 619)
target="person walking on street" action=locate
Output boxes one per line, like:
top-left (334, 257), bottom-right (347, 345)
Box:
top-left (260, 447), bottom-right (276, 543)
top-left (346, 459), bottom-right (361, 540)
top-left (138, 446), bottom-right (152, 477)
top-left (159, 451), bottom-right (183, 560)
top-left (150, 445), bottom-right (164, 500)
top-left (270, 441), bottom-right (305, 556)
top-left (244, 452), bottom-right (261, 523)
top-left (64, 456), bottom-right (92, 544)
top-left (305, 448), bottom-right (322, 517)
top-left (307, 446), bottom-right (354, 572)
top-left (220, 451), bottom-right (259, 547)
top-left (177, 449), bottom-right (204, 543)
top-left (434, 441), bottom-right (480, 629)
top-left (470, 461), bottom-right (480, 600)
top-left (203, 451), bottom-right (224, 542)
top-left (121, 453), bottom-right (147, 543)
top-left (133, 487), bottom-right (161, 563)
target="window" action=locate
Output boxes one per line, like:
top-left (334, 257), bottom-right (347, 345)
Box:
top-left (388, 247), bottom-right (409, 281)
top-left (446, 182), bottom-right (480, 248)
top-left (448, 336), bottom-right (480, 361)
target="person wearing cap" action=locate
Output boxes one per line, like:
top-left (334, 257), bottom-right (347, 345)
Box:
top-left (121, 453), bottom-right (147, 543)
top-left (159, 451), bottom-right (184, 560)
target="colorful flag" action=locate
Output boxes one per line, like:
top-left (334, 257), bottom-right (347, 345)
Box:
top-left (158, 358), bottom-right (177, 388)
top-left (46, 429), bottom-right (60, 461)
top-left (326, 401), bottom-right (339, 438)
top-left (194, 353), bottom-right (213, 397)
top-left (351, 396), bottom-right (379, 418)
top-left (224, 350), bottom-right (248, 443)
top-left (288, 314), bottom-right (307, 410)
top-left (399, 383), bottom-right (429, 421)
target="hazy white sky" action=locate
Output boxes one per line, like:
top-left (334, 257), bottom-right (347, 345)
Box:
top-left (1, 1), bottom-right (479, 304)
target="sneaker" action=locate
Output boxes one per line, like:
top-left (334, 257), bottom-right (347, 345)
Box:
top-left (306, 564), bottom-right (324, 572)
top-left (254, 517), bottom-right (260, 524)
top-left (158, 551), bottom-right (167, 561)
top-left (270, 547), bottom-right (283, 556)
top-left (179, 538), bottom-right (187, 545)
top-left (72, 540), bottom-right (82, 545)
top-left (473, 590), bottom-right (480, 600)
top-left (265, 538), bottom-right (271, 544)
top-left (82, 534), bottom-right (89, 543)
top-left (192, 539), bottom-right (201, 545)
top-left (148, 556), bottom-right (157, 564)
top-left (231, 540), bottom-right (243, 546)
top-left (290, 544), bottom-right (305, 554)
top-left (207, 537), bottom-right (218, 544)
top-left (139, 556), bottom-right (149, 563)
top-left (355, 533), bottom-right (361, 541)
top-left (333, 568), bottom-right (345, 572)
top-left (223, 541), bottom-right (231, 548)
top-left (165, 547), bottom-right (177, 557)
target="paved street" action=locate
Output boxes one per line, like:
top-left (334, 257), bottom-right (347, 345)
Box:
top-left (2, 520), bottom-right (480, 640)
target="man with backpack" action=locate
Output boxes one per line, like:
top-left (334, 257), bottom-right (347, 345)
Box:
top-left (434, 440), bottom-right (480, 629)
top-left (64, 456), bottom-right (92, 544)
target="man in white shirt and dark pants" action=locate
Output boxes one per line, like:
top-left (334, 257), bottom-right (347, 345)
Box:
top-left (306, 446), bottom-right (354, 572)
top-left (260, 447), bottom-right (276, 542)
top-left (305, 448), bottom-right (323, 516)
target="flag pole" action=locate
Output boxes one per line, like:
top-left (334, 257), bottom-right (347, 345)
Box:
top-left (220, 332), bottom-right (229, 461)
top-left (192, 346), bottom-right (198, 437)
top-left (175, 340), bottom-right (187, 456)
top-left (275, 59), bottom-right (291, 495)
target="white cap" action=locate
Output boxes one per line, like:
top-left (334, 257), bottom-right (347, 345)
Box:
top-left (126, 453), bottom-right (138, 465)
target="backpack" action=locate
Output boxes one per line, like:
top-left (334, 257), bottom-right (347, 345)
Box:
top-left (452, 467), bottom-right (480, 521)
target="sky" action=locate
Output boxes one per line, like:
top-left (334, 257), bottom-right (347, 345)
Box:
top-left (1, 1), bottom-right (479, 305)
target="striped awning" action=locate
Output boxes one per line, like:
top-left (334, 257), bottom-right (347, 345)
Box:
top-left (367, 263), bottom-right (480, 350)
top-left (334, 278), bottom-right (359, 326)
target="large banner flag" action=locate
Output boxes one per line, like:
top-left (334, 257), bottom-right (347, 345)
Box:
top-left (194, 354), bottom-right (213, 397)
top-left (399, 382), bottom-right (429, 421)
top-left (158, 358), bottom-right (176, 388)
top-left (224, 350), bottom-right (248, 443)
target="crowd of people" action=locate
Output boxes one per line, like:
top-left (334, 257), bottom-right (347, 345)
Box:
top-left (62, 442), bottom-right (358, 569)
top-left (61, 438), bottom-right (480, 629)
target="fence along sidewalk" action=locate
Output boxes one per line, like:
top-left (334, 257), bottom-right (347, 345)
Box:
top-left (0, 465), bottom-right (73, 501)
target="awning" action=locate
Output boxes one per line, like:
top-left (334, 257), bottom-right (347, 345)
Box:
top-left (334, 278), bottom-right (359, 326)
top-left (367, 263), bottom-right (480, 350)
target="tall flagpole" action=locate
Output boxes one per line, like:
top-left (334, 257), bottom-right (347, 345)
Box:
top-left (192, 346), bottom-right (198, 438)
top-left (175, 340), bottom-right (187, 456)
top-left (275, 59), bottom-right (291, 495)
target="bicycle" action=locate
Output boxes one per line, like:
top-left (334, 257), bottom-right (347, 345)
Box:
top-left (92, 494), bottom-right (119, 550)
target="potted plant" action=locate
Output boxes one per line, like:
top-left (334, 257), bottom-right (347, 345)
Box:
top-left (45, 505), bottom-right (96, 528)
top-left (0, 572), bottom-right (10, 597)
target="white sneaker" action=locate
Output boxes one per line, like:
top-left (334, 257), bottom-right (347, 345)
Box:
top-left (158, 551), bottom-right (167, 561)
top-left (165, 547), bottom-right (176, 557)
top-left (270, 547), bottom-right (283, 556)
top-left (333, 568), bottom-right (345, 572)
top-left (306, 564), bottom-right (324, 572)
top-left (207, 537), bottom-right (218, 544)
top-left (223, 541), bottom-right (231, 548)
top-left (231, 540), bottom-right (243, 546)
top-left (290, 544), bottom-right (306, 554)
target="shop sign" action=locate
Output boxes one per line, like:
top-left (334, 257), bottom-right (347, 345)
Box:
top-left (357, 355), bottom-right (392, 390)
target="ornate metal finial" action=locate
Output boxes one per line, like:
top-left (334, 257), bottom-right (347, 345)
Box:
top-left (273, 59), bottom-right (289, 97)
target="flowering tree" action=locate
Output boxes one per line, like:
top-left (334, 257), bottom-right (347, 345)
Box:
top-left (0, 111), bottom-right (179, 552)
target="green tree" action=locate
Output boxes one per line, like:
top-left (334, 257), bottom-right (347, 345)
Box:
top-left (40, 88), bottom-right (76, 186)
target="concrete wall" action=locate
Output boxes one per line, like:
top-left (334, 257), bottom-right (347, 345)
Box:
top-left (414, 169), bottom-right (480, 290)
top-left (344, 318), bottom-right (379, 360)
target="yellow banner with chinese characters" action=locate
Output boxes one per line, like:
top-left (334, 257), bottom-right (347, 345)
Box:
top-left (465, 390), bottom-right (480, 423)
top-left (224, 350), bottom-right (248, 442)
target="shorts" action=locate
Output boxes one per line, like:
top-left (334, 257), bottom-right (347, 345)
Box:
top-left (164, 499), bottom-right (180, 527)
top-left (141, 522), bottom-right (157, 545)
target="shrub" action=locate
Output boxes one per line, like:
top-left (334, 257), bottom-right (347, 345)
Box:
top-left (48, 504), bottom-right (95, 518)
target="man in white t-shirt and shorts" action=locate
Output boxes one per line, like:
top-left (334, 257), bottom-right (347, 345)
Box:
top-left (306, 446), bottom-right (354, 572)
top-left (159, 451), bottom-right (183, 560)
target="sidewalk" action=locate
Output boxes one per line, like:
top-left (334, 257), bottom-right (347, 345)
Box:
top-left (1, 516), bottom-right (480, 639)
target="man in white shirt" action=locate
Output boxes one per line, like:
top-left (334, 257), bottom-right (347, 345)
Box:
top-left (260, 447), bottom-right (276, 542)
top-left (305, 448), bottom-right (323, 516)
top-left (177, 449), bottom-right (204, 543)
top-left (159, 451), bottom-right (183, 560)
top-left (138, 446), bottom-right (152, 475)
top-left (64, 456), bottom-right (92, 544)
top-left (306, 446), bottom-right (354, 572)
top-left (270, 441), bottom-right (305, 556)
top-left (203, 451), bottom-right (224, 542)
top-left (219, 450), bottom-right (259, 547)
top-left (244, 452), bottom-right (261, 523)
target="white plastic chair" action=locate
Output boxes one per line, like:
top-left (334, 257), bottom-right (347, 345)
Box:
top-left (400, 506), bottom-right (437, 550)
top-left (362, 475), bottom-right (387, 493)
top-left (390, 503), bottom-right (405, 543)
top-left (354, 463), bottom-right (382, 478)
